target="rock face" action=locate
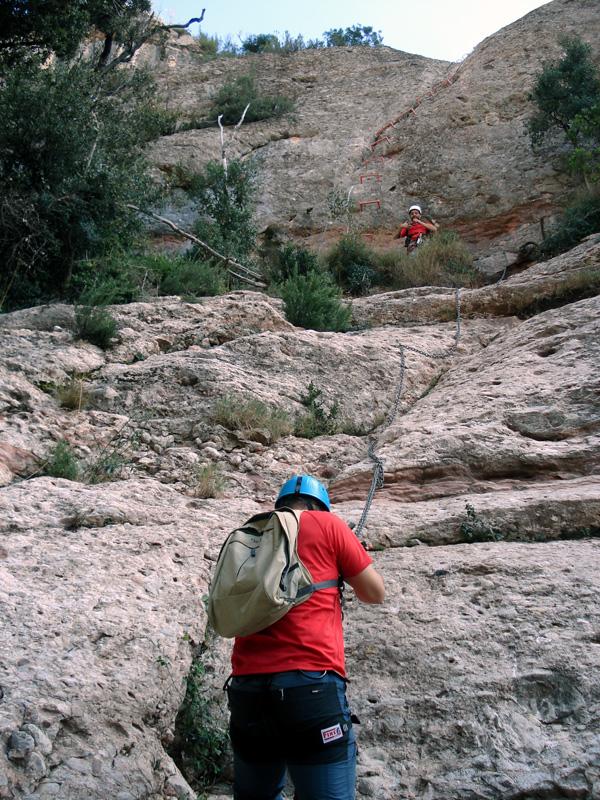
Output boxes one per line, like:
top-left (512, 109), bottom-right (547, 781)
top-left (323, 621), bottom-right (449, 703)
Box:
top-left (347, 540), bottom-right (600, 800)
top-left (1, 225), bottom-right (599, 797)
top-left (145, 0), bottom-right (600, 270)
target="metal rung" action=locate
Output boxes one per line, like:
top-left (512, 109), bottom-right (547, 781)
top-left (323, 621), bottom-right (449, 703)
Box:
top-left (370, 136), bottom-right (391, 150)
top-left (374, 122), bottom-right (393, 137)
top-left (359, 200), bottom-right (381, 211)
top-left (359, 173), bottom-right (382, 183)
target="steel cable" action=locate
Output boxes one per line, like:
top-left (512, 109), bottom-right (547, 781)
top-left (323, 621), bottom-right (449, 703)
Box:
top-left (354, 288), bottom-right (462, 540)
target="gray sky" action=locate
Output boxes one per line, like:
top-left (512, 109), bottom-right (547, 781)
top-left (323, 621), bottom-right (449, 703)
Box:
top-left (151, 0), bottom-right (552, 61)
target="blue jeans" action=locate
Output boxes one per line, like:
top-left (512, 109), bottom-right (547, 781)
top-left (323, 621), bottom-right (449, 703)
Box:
top-left (227, 670), bottom-right (356, 800)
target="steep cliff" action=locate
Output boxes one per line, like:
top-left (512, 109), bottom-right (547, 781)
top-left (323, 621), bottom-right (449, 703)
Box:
top-left (1, 231), bottom-right (599, 797)
top-left (146, 0), bottom-right (600, 273)
top-left (1, 1), bottom-right (600, 798)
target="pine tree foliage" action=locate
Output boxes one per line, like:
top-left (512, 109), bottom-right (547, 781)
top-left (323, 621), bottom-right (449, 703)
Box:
top-left (528, 36), bottom-right (600, 147)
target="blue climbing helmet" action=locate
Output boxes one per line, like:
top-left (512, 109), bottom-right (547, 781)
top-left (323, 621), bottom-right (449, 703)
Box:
top-left (275, 475), bottom-right (331, 512)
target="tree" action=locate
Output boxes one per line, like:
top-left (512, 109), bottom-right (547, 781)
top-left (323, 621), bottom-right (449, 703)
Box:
top-left (0, 61), bottom-right (160, 309)
top-left (0, 1), bottom-right (91, 66)
top-left (241, 33), bottom-right (280, 53)
top-left (0, 2), bottom-right (207, 310)
top-left (189, 159), bottom-right (258, 264)
top-left (569, 102), bottom-right (600, 181)
top-left (323, 24), bottom-right (383, 48)
top-left (528, 35), bottom-right (600, 147)
top-left (0, 2), bottom-right (204, 72)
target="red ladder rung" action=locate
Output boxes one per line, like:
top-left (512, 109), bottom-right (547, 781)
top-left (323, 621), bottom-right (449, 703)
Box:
top-left (374, 122), bottom-right (394, 137)
top-left (359, 173), bottom-right (383, 183)
top-left (362, 156), bottom-right (385, 165)
top-left (370, 136), bottom-right (391, 150)
top-left (358, 200), bottom-right (381, 211)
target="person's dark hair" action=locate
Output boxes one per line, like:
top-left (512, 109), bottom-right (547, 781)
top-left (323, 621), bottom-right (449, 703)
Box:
top-left (279, 495), bottom-right (324, 511)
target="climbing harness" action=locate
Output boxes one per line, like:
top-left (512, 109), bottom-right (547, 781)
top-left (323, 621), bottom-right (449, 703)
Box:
top-left (354, 288), bottom-right (462, 539)
top-left (405, 232), bottom-right (424, 252)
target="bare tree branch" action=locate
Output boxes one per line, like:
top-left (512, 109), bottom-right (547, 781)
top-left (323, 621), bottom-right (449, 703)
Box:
top-left (167, 14), bottom-right (206, 28)
top-left (218, 114), bottom-right (227, 175)
top-left (126, 204), bottom-right (266, 287)
top-left (218, 103), bottom-right (250, 176)
top-left (235, 104), bottom-right (251, 130)
top-left (98, 9), bottom-right (206, 72)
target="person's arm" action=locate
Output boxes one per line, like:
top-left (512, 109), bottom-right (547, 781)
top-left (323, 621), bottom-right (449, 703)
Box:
top-left (421, 218), bottom-right (439, 232)
top-left (395, 224), bottom-right (409, 239)
top-left (346, 565), bottom-right (385, 604)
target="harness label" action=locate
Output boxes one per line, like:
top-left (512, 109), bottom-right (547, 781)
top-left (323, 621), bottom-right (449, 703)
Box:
top-left (321, 723), bottom-right (343, 744)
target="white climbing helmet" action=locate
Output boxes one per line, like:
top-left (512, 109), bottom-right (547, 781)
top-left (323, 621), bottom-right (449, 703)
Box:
top-left (408, 204), bottom-right (422, 214)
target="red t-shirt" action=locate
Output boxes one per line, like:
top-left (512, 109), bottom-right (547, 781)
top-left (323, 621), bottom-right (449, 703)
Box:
top-left (231, 510), bottom-right (372, 677)
top-left (400, 220), bottom-right (428, 240)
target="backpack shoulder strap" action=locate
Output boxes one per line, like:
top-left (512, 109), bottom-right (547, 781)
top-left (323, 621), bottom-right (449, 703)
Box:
top-left (296, 577), bottom-right (342, 598)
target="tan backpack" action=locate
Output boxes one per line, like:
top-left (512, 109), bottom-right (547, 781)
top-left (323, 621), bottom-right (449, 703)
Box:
top-left (207, 508), bottom-right (340, 638)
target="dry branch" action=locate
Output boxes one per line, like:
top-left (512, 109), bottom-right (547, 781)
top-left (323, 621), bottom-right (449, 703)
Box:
top-left (127, 205), bottom-right (266, 288)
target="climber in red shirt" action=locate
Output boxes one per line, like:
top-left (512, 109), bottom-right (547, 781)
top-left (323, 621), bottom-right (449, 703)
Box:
top-left (396, 204), bottom-right (439, 253)
top-left (226, 474), bottom-right (385, 800)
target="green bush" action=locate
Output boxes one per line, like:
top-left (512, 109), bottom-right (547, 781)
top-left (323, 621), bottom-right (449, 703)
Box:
top-left (325, 235), bottom-right (378, 295)
top-left (539, 188), bottom-right (600, 258)
top-left (211, 395), bottom-right (293, 443)
top-left (294, 382), bottom-right (340, 438)
top-left (83, 421), bottom-right (142, 484)
top-left (190, 463), bottom-right (226, 498)
top-left (209, 74), bottom-right (294, 125)
top-left (158, 258), bottom-right (227, 298)
top-left (240, 32), bottom-right (324, 53)
top-left (376, 231), bottom-right (478, 289)
top-left (242, 33), bottom-right (280, 53)
top-left (323, 24), bottom-right (383, 47)
top-left (267, 243), bottom-right (321, 284)
top-left (214, 35), bottom-right (240, 56)
top-left (85, 451), bottom-right (126, 484)
top-left (279, 269), bottom-right (352, 331)
top-left (55, 376), bottom-right (91, 411)
top-left (196, 31), bottom-right (219, 57)
top-left (279, 31), bottom-right (324, 52)
top-left (74, 306), bottom-right (117, 350)
top-left (460, 503), bottom-right (504, 543)
top-left (70, 254), bottom-right (145, 306)
top-left (72, 251), bottom-right (227, 304)
top-left (44, 440), bottom-right (80, 480)
top-left (170, 662), bottom-right (228, 791)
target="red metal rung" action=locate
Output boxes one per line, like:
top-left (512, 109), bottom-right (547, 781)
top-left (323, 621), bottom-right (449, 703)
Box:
top-left (362, 233), bottom-right (375, 241)
top-left (374, 122), bottom-right (394, 137)
top-left (362, 155), bottom-right (385, 165)
top-left (358, 200), bottom-right (381, 211)
top-left (359, 173), bottom-right (382, 183)
top-left (370, 136), bottom-right (391, 150)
